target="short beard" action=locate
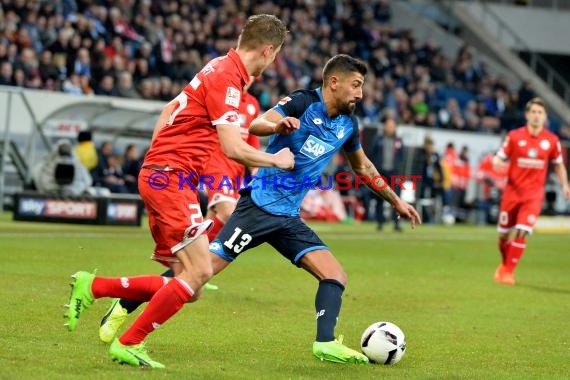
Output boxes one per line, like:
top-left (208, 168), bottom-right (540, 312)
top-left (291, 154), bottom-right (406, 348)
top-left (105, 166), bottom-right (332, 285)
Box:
top-left (339, 102), bottom-right (356, 115)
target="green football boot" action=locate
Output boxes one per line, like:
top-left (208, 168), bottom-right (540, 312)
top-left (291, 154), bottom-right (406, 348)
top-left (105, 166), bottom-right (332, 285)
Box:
top-left (313, 335), bottom-right (369, 364)
top-left (109, 339), bottom-right (165, 369)
top-left (99, 299), bottom-right (129, 343)
top-left (203, 282), bottom-right (219, 291)
top-left (65, 271), bottom-right (95, 332)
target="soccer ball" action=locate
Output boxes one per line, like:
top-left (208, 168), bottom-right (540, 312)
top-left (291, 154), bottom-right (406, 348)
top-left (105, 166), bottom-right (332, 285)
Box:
top-left (441, 213), bottom-right (456, 226)
top-left (360, 321), bottom-right (406, 364)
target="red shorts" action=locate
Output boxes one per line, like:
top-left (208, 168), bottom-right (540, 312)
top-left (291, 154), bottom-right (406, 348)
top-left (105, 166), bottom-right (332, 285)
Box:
top-left (138, 168), bottom-right (205, 265)
top-left (204, 172), bottom-right (240, 210)
top-left (498, 196), bottom-right (543, 234)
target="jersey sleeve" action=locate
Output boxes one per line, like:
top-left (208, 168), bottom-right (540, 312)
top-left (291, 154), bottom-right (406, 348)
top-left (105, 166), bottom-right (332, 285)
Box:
top-left (497, 132), bottom-right (513, 159)
top-left (204, 75), bottom-right (241, 127)
top-left (342, 116), bottom-right (362, 152)
top-left (273, 90), bottom-right (313, 118)
top-left (551, 137), bottom-right (563, 164)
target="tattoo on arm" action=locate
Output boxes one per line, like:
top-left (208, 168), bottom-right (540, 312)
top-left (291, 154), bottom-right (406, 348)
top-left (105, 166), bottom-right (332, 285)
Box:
top-left (363, 163), bottom-right (398, 205)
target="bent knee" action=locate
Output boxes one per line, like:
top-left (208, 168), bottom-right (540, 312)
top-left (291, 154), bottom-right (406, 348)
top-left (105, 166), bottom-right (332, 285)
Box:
top-left (322, 270), bottom-right (347, 286)
top-left (196, 268), bottom-right (214, 285)
top-left (333, 273), bottom-right (347, 286)
top-left (177, 267), bottom-right (213, 293)
top-left (300, 249), bottom-right (347, 285)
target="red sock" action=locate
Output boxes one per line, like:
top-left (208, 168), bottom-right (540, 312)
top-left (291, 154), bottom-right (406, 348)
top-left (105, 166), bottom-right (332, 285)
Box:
top-left (207, 215), bottom-right (225, 241)
top-left (119, 278), bottom-right (193, 345)
top-left (91, 275), bottom-right (167, 302)
top-left (498, 238), bottom-right (509, 265)
top-left (505, 237), bottom-right (526, 273)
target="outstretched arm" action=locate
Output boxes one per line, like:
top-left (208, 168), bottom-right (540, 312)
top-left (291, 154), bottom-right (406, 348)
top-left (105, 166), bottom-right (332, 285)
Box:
top-left (345, 148), bottom-right (422, 228)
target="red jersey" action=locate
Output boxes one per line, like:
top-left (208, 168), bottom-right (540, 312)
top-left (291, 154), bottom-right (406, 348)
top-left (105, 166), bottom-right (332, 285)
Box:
top-left (143, 49), bottom-right (250, 176)
top-left (451, 158), bottom-right (471, 190)
top-left (497, 126), bottom-right (563, 201)
top-left (476, 153), bottom-right (508, 199)
top-left (442, 148), bottom-right (458, 173)
top-left (205, 92), bottom-right (261, 179)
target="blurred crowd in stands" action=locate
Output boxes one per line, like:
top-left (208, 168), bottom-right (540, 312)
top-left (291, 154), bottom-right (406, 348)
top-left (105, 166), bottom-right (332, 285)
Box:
top-left (1, 0), bottom-right (569, 140)
top-left (5, 0), bottom-right (568, 221)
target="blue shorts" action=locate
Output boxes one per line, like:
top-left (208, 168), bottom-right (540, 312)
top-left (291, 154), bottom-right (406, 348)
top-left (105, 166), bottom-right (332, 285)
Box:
top-left (209, 192), bottom-right (328, 266)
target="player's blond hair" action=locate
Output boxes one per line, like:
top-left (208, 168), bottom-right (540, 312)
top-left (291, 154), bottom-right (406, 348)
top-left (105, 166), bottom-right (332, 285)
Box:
top-left (525, 97), bottom-right (547, 113)
top-left (237, 14), bottom-right (288, 51)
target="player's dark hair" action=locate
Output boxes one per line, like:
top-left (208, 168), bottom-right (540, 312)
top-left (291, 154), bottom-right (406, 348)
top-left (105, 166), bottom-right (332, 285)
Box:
top-left (322, 54), bottom-right (367, 87)
top-left (525, 97), bottom-right (547, 113)
top-left (237, 14), bottom-right (288, 50)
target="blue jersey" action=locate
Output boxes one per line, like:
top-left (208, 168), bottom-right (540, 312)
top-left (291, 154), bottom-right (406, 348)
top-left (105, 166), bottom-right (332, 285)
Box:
top-left (248, 88), bottom-right (361, 216)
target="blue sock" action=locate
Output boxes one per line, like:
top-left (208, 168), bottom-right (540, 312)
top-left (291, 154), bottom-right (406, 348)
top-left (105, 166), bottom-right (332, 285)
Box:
top-left (119, 268), bottom-right (174, 313)
top-left (315, 279), bottom-right (344, 342)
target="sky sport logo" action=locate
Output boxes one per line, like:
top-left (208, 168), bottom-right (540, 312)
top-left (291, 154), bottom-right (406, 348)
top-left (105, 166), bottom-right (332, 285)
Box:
top-left (147, 171), bottom-right (421, 192)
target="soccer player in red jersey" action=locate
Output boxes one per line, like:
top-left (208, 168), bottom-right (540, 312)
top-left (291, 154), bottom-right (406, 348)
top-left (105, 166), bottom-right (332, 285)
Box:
top-left (492, 97), bottom-right (570, 285)
top-left (95, 81), bottom-right (260, 333)
top-left (65, 15), bottom-right (294, 368)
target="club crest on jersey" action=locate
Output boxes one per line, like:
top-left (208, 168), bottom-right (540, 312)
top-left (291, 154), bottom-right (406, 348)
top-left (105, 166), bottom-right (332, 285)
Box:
top-left (540, 139), bottom-right (550, 150)
top-left (225, 87), bottom-right (241, 107)
top-left (209, 241), bottom-right (221, 251)
top-left (337, 128), bottom-right (345, 138)
top-left (300, 135), bottom-right (334, 159)
top-left (528, 148), bottom-right (537, 158)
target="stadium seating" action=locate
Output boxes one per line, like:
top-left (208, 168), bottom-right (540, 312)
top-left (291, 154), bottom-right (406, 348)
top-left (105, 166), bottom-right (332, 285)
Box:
top-left (2, 0), bottom-right (565, 138)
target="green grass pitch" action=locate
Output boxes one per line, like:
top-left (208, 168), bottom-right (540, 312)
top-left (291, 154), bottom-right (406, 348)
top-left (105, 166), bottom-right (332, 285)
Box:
top-left (0, 212), bottom-right (569, 379)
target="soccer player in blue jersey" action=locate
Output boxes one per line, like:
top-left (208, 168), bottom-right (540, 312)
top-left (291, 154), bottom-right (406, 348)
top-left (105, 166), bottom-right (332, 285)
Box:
top-left (209, 54), bottom-right (422, 364)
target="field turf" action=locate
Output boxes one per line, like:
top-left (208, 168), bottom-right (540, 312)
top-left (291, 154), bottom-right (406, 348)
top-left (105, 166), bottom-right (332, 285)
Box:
top-left (0, 212), bottom-right (569, 379)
